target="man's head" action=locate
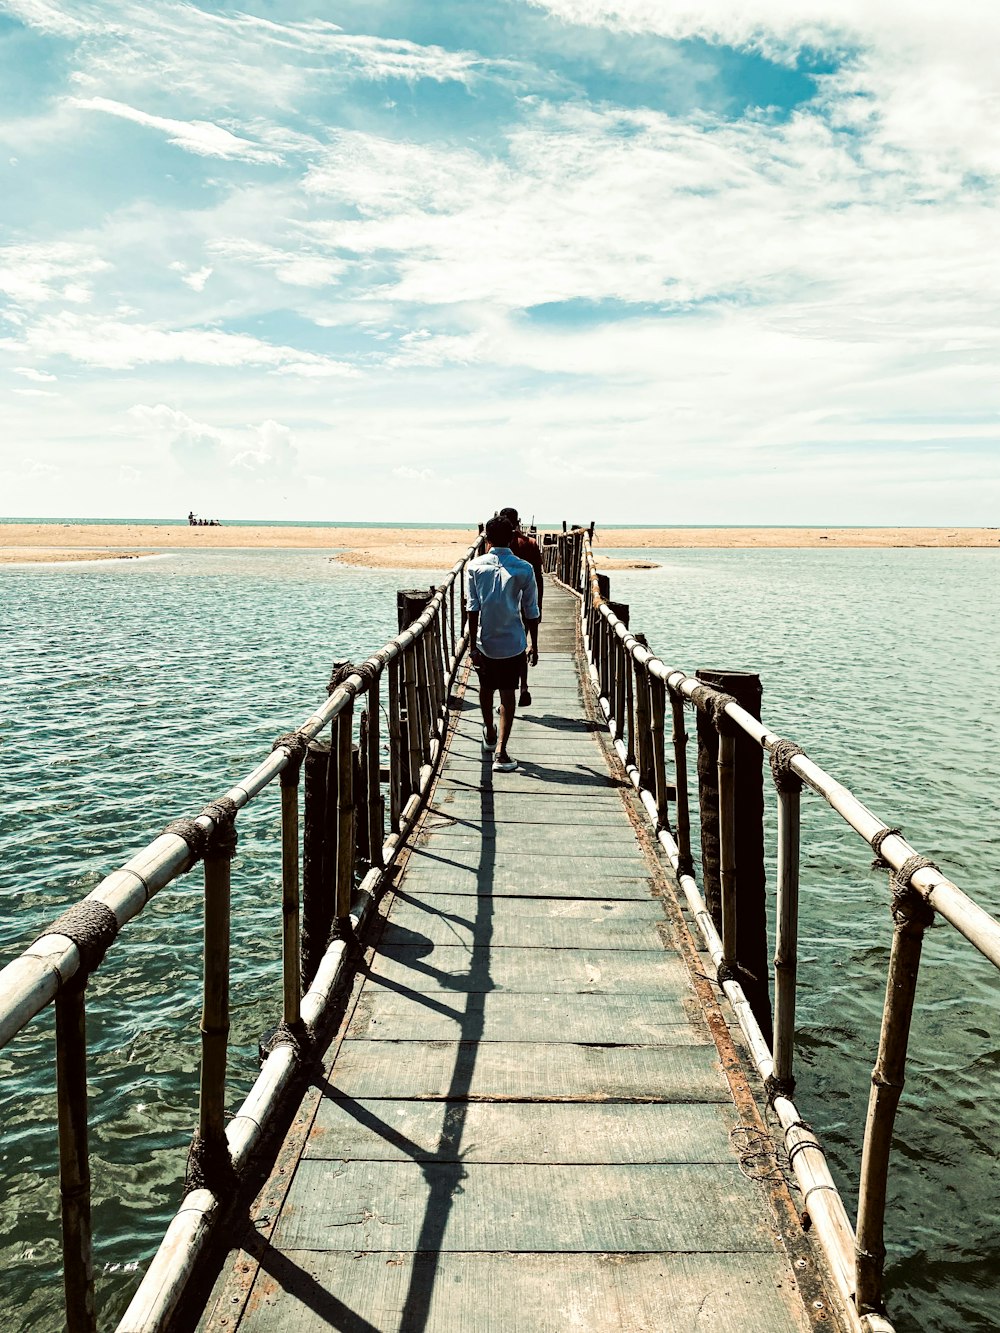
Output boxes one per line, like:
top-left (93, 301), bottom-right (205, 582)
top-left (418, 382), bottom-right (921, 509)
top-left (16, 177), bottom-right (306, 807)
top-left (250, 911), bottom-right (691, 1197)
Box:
top-left (498, 506), bottom-right (520, 530)
top-left (485, 515), bottom-right (513, 548)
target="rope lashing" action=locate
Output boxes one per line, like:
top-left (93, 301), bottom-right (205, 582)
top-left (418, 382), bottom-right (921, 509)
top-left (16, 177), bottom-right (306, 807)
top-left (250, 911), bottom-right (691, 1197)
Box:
top-left (890, 854), bottom-right (936, 927)
top-left (272, 730), bottom-right (309, 786)
top-left (37, 899), bottom-right (119, 977)
top-left (689, 684), bottom-right (739, 734)
top-left (327, 659), bottom-right (381, 696)
top-left (163, 816), bottom-right (210, 862)
top-left (676, 852), bottom-right (695, 881)
top-left (769, 740), bottom-right (805, 793)
top-left (764, 1072), bottom-right (796, 1104)
top-left (184, 1132), bottom-right (237, 1198)
top-left (202, 797), bottom-right (238, 861)
top-left (870, 825), bottom-right (903, 870)
top-left (261, 1019), bottom-right (310, 1064)
top-left (716, 960), bottom-right (737, 987)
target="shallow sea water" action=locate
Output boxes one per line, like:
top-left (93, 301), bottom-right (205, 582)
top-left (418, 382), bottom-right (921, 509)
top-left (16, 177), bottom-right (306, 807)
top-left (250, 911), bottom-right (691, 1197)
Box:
top-left (0, 546), bottom-right (998, 1331)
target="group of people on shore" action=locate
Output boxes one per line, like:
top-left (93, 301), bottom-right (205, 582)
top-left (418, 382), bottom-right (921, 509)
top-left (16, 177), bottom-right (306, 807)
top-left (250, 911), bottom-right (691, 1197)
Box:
top-left (465, 506), bottom-right (544, 773)
top-left (187, 511), bottom-right (222, 527)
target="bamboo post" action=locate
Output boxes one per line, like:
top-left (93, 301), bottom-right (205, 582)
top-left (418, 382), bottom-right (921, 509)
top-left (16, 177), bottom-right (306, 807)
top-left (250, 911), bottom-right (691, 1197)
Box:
top-left (355, 718), bottom-right (370, 868)
top-left (633, 636), bottom-right (653, 791)
top-left (198, 815), bottom-right (236, 1150)
top-left (301, 740), bottom-right (332, 987)
top-left (55, 977), bottom-right (96, 1333)
top-left (335, 706), bottom-right (354, 930)
top-left (414, 636), bottom-right (432, 761)
top-left (366, 677), bottom-right (384, 868)
top-left (649, 674), bottom-right (670, 830)
top-left (279, 752), bottom-right (302, 1026)
top-left (613, 632), bottom-right (626, 742)
top-left (855, 867), bottom-right (935, 1314)
top-left (772, 777), bottom-right (801, 1091)
top-left (717, 728), bottom-right (738, 975)
top-left (695, 668), bottom-right (771, 1039)
top-left (669, 689), bottom-right (693, 879)
top-left (403, 645), bottom-right (423, 794)
top-left (388, 656), bottom-right (404, 828)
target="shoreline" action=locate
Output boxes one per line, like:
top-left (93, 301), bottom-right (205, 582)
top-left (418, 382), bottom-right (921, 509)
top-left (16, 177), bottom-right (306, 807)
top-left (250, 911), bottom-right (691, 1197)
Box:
top-left (0, 523), bottom-right (997, 568)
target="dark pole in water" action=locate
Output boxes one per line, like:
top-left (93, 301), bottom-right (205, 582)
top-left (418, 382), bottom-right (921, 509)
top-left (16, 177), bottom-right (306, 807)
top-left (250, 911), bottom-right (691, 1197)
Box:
top-left (695, 668), bottom-right (771, 1041)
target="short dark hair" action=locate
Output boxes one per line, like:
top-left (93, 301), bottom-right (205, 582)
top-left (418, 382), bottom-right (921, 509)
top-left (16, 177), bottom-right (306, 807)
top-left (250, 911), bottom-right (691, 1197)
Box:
top-left (485, 515), bottom-right (513, 547)
top-left (499, 506), bottom-right (519, 525)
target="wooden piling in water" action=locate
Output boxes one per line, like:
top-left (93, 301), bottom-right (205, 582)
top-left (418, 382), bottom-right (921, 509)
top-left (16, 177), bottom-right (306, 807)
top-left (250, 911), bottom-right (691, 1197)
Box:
top-left (695, 668), bottom-right (771, 1040)
top-left (302, 740), bottom-right (332, 987)
top-left (334, 708), bottom-right (354, 930)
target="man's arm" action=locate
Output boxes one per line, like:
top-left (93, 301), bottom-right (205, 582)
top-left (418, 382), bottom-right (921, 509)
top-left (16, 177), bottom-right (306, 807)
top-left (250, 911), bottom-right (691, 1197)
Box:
top-left (467, 608), bottom-right (481, 664)
top-left (524, 614), bottom-right (539, 666)
top-left (520, 569), bottom-right (540, 666)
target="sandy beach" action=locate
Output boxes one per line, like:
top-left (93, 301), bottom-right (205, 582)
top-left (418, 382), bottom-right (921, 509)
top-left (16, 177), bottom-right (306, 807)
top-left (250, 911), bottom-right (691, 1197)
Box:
top-left (0, 523), bottom-right (997, 567)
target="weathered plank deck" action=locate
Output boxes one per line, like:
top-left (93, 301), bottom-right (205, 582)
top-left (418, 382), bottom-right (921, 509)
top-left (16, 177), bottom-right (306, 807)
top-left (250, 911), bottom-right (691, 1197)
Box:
top-left (198, 582), bottom-right (819, 1332)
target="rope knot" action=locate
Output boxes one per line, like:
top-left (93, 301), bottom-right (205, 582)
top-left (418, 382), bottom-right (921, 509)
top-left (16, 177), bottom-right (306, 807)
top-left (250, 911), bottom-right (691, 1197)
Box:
top-left (184, 1133), bottom-right (237, 1198)
top-left (890, 854), bottom-right (936, 927)
top-left (202, 797), bottom-right (239, 861)
top-left (327, 659), bottom-right (359, 695)
top-left (870, 826), bottom-right (902, 870)
top-left (273, 731), bottom-right (309, 785)
top-left (37, 899), bottom-right (119, 978)
top-left (163, 816), bottom-right (210, 862)
top-left (769, 740), bottom-right (805, 792)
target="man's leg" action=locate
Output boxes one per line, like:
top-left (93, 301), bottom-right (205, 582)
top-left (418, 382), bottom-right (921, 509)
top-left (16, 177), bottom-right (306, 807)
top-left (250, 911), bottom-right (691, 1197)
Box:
top-left (480, 686), bottom-right (497, 746)
top-left (496, 688), bottom-right (517, 760)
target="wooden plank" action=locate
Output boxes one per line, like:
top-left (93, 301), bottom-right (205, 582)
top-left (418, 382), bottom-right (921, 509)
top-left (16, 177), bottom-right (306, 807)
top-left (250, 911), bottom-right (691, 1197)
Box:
top-left (272, 1160), bottom-right (777, 1253)
top-left (349, 992), bottom-right (698, 1043)
top-left (424, 801), bottom-right (635, 827)
top-left (329, 1039), bottom-right (724, 1101)
top-left (364, 946), bottom-right (690, 996)
top-left (229, 1250), bottom-right (812, 1333)
top-left (398, 863), bottom-right (657, 900)
top-left (437, 772), bottom-right (628, 794)
top-left (306, 1098), bottom-right (741, 1164)
top-left (417, 825), bottom-right (645, 854)
top-left (381, 894), bottom-right (666, 949)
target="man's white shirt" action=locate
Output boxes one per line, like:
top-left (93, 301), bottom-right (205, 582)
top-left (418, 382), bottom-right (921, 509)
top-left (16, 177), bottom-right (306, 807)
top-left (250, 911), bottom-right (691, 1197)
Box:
top-left (465, 547), bottom-right (540, 659)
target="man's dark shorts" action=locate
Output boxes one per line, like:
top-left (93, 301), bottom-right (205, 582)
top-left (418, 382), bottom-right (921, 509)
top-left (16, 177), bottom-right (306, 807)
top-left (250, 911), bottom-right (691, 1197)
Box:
top-left (477, 651), bottom-right (526, 692)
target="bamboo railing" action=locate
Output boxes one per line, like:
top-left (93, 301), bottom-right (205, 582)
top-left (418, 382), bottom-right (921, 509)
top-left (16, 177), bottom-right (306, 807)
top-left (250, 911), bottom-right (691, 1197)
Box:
top-left (0, 538), bottom-right (482, 1333)
top-left (541, 527), bottom-right (1000, 1333)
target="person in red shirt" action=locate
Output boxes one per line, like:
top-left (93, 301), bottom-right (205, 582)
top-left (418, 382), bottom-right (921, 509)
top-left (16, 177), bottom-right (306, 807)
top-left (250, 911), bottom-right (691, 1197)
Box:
top-left (499, 507), bottom-right (543, 706)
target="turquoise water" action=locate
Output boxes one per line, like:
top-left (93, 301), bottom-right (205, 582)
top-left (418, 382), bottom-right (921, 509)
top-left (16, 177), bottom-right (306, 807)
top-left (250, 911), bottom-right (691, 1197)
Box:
top-left (1, 547), bottom-right (997, 1330)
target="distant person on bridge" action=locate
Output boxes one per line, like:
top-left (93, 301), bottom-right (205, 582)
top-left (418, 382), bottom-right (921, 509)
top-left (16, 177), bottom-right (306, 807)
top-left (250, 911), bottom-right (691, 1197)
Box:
top-left (498, 506), bottom-right (543, 706)
top-left (466, 514), bottom-right (540, 772)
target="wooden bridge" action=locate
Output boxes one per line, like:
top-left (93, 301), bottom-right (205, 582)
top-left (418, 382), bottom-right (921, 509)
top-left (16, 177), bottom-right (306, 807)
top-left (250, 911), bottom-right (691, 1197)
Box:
top-left (2, 526), bottom-right (999, 1332)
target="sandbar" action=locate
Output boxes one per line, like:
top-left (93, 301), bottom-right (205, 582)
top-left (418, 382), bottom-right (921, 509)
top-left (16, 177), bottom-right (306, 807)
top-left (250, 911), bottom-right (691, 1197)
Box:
top-left (0, 523), bottom-right (996, 568)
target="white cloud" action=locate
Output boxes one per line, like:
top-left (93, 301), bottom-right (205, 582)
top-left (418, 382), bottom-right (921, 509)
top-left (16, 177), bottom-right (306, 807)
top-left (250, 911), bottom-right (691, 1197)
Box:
top-left (0, 242), bottom-right (108, 305)
top-left (231, 420), bottom-right (298, 477)
top-left (3, 312), bottom-right (356, 375)
top-left (129, 404), bottom-right (224, 466)
top-left (393, 465), bottom-right (433, 481)
top-left (11, 366), bottom-right (58, 382)
top-left (71, 97), bottom-right (283, 164)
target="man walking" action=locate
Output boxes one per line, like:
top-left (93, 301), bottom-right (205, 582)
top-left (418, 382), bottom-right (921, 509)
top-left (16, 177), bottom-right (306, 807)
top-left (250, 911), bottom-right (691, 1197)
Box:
top-left (498, 506), bottom-right (544, 706)
top-left (466, 514), bottom-right (540, 772)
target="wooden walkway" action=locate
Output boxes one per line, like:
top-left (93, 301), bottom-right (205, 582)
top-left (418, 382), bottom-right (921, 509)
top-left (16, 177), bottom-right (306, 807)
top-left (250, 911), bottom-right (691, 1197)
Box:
top-left (199, 582), bottom-right (819, 1332)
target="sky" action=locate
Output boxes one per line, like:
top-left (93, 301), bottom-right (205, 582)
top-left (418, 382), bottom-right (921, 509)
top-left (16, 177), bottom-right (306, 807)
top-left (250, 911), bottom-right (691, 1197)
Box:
top-left (1, 1), bottom-right (998, 524)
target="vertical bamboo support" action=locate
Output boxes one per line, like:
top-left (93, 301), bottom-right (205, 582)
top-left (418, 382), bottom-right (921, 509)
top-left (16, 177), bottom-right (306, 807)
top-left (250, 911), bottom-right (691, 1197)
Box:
top-left (855, 877), bottom-right (934, 1314)
top-left (199, 820), bottom-right (235, 1148)
top-left (717, 730), bottom-right (738, 972)
top-left (335, 706), bottom-right (354, 926)
top-left (414, 636), bottom-right (432, 760)
top-left (773, 782), bottom-right (801, 1088)
top-left (279, 760), bottom-right (301, 1026)
top-left (56, 979), bottom-right (96, 1333)
top-left (670, 690), bottom-right (693, 877)
top-left (404, 645), bottom-right (423, 790)
top-left (302, 740), bottom-right (331, 987)
top-left (624, 649), bottom-right (636, 765)
top-left (613, 635), bottom-right (626, 741)
top-left (649, 675), bottom-right (670, 830)
top-left (366, 676), bottom-right (384, 867)
top-left (448, 582), bottom-right (456, 665)
top-left (633, 657), bottom-right (653, 790)
top-left (355, 713), bottom-right (370, 867)
top-left (388, 656), bottom-right (404, 829)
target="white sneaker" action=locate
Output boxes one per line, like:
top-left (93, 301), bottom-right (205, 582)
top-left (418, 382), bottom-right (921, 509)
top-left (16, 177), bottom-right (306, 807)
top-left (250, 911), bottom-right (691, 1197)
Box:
top-left (482, 725), bottom-right (498, 752)
top-left (492, 756), bottom-right (518, 772)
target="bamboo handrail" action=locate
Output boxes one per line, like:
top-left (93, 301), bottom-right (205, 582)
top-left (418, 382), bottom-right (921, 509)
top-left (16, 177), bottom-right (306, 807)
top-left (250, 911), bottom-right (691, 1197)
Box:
top-left (552, 525), bottom-right (1000, 1333)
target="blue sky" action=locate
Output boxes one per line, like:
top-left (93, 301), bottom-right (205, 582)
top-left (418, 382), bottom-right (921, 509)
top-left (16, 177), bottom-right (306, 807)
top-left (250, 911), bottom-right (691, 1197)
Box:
top-left (1, 0), bottom-right (998, 522)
